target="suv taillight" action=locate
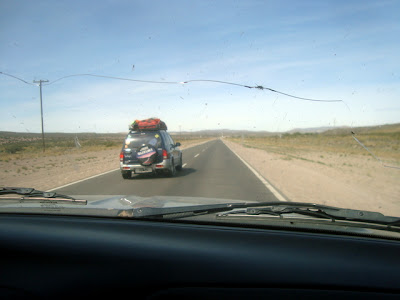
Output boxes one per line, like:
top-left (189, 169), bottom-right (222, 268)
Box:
top-left (120, 151), bottom-right (124, 162)
top-left (163, 149), bottom-right (169, 159)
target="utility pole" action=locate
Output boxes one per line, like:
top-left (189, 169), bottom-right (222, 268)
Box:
top-left (33, 80), bottom-right (49, 152)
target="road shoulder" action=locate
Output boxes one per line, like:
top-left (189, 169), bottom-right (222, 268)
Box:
top-left (222, 138), bottom-right (400, 216)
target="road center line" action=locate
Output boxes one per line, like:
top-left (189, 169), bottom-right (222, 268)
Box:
top-left (194, 154), bottom-right (200, 158)
top-left (182, 163), bottom-right (187, 168)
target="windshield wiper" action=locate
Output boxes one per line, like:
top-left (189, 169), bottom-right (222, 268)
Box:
top-left (216, 202), bottom-right (400, 227)
top-left (131, 202), bottom-right (247, 219)
top-left (135, 200), bottom-right (400, 227)
top-left (0, 187), bottom-right (86, 205)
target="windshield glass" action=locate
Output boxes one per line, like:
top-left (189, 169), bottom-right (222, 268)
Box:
top-left (1, 0), bottom-right (399, 223)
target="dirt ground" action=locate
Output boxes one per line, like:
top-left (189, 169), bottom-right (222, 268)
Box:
top-left (223, 139), bottom-right (400, 217)
top-left (1, 137), bottom-right (399, 216)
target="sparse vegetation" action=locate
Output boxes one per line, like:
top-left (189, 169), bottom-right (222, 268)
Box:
top-left (0, 132), bottom-right (125, 160)
top-left (0, 131), bottom-right (210, 161)
top-left (3, 143), bottom-right (25, 154)
top-left (227, 123), bottom-right (400, 167)
top-left (0, 133), bottom-right (213, 191)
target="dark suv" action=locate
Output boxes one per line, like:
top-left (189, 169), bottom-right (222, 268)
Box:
top-left (119, 130), bottom-right (182, 179)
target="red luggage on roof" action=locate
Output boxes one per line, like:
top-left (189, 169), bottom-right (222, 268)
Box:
top-left (130, 118), bottom-right (167, 131)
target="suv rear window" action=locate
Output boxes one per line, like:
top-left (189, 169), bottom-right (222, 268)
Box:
top-left (124, 132), bottom-right (162, 149)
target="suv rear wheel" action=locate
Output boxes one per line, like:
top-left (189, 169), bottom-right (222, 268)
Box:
top-left (166, 159), bottom-right (176, 177)
top-left (121, 171), bottom-right (131, 179)
top-left (176, 154), bottom-right (183, 171)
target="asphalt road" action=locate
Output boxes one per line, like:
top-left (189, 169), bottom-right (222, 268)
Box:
top-left (53, 139), bottom-right (280, 202)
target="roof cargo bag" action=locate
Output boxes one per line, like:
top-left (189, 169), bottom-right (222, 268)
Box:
top-left (130, 118), bottom-right (167, 131)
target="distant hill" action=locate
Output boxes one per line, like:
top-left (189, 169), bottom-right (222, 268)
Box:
top-left (287, 126), bottom-right (345, 134)
top-left (321, 123), bottom-right (400, 136)
top-left (170, 129), bottom-right (276, 137)
top-left (1, 123), bottom-right (399, 139)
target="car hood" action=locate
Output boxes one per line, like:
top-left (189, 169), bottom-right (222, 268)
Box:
top-left (0, 194), bottom-right (251, 217)
top-left (1, 194), bottom-right (400, 240)
top-left (87, 194), bottom-right (252, 214)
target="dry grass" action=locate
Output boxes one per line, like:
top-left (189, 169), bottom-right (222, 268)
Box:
top-left (228, 124), bottom-right (400, 168)
top-left (0, 132), bottom-right (209, 162)
top-left (0, 134), bottom-right (213, 191)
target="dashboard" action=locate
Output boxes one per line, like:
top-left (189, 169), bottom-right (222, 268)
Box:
top-left (0, 213), bottom-right (399, 299)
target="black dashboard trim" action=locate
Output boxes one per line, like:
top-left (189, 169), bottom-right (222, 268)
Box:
top-left (1, 213), bottom-right (399, 299)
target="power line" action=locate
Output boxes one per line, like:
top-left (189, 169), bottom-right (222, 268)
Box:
top-left (2, 71), bottom-right (343, 103)
top-left (43, 73), bottom-right (343, 103)
top-left (351, 134), bottom-right (400, 170)
top-left (255, 86), bottom-right (342, 103)
top-left (0, 71), bottom-right (35, 86)
top-left (182, 80), bottom-right (344, 102)
top-left (43, 73), bottom-right (180, 86)
top-left (182, 79), bottom-right (253, 89)
top-left (0, 71), bottom-right (48, 151)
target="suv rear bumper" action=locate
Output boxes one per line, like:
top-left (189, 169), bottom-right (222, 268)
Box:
top-left (120, 160), bottom-right (172, 174)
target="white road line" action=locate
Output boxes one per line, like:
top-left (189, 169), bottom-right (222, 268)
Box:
top-left (223, 141), bottom-right (287, 202)
top-left (182, 163), bottom-right (187, 168)
top-left (194, 153), bottom-right (200, 158)
top-left (47, 168), bottom-right (119, 192)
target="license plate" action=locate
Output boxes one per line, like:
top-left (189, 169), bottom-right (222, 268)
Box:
top-left (134, 167), bottom-right (152, 174)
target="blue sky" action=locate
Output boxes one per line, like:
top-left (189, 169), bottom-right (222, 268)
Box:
top-left (0, 0), bottom-right (399, 133)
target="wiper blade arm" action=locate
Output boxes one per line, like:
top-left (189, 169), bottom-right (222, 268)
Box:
top-left (0, 187), bottom-right (86, 205)
top-left (0, 187), bottom-right (75, 199)
top-left (124, 199), bottom-right (400, 226)
top-left (218, 202), bottom-right (400, 226)
top-left (131, 202), bottom-right (248, 218)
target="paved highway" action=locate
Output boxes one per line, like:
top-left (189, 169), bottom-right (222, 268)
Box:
top-left (53, 139), bottom-right (281, 202)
